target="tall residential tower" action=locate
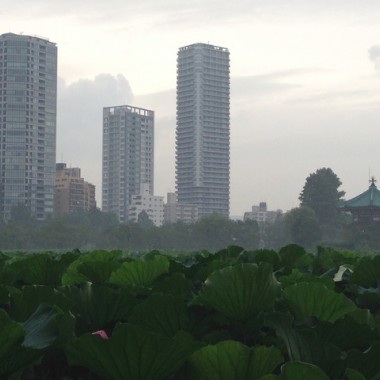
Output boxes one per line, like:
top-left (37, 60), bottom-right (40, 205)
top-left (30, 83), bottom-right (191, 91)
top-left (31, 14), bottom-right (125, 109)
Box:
top-left (176, 43), bottom-right (230, 218)
top-left (0, 33), bottom-right (57, 220)
top-left (102, 105), bottom-right (154, 223)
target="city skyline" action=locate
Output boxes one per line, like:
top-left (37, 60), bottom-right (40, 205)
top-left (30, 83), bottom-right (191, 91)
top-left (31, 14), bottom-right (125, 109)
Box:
top-left (2, 1), bottom-right (380, 216)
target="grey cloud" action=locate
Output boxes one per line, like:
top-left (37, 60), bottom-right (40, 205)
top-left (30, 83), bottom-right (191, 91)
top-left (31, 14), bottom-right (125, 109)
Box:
top-left (57, 74), bottom-right (133, 203)
top-left (369, 45), bottom-right (380, 71)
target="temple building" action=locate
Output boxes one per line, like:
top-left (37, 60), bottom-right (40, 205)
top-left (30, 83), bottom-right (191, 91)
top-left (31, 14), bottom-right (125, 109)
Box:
top-left (338, 178), bottom-right (380, 223)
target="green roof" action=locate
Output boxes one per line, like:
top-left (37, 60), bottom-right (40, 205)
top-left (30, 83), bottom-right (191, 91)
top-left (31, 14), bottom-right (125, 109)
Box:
top-left (339, 180), bottom-right (380, 209)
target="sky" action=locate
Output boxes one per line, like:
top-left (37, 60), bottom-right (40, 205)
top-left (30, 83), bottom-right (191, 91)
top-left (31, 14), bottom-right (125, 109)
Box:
top-left (2, 0), bottom-right (380, 216)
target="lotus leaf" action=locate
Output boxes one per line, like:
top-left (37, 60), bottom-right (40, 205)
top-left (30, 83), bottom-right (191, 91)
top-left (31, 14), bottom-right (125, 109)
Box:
top-left (196, 263), bottom-right (279, 320)
top-left (350, 255), bottom-right (380, 288)
top-left (279, 361), bottom-right (329, 379)
top-left (109, 255), bottom-right (169, 288)
top-left (188, 340), bottom-right (283, 380)
top-left (129, 293), bottom-right (190, 337)
top-left (66, 323), bottom-right (202, 380)
top-left (284, 282), bottom-right (357, 322)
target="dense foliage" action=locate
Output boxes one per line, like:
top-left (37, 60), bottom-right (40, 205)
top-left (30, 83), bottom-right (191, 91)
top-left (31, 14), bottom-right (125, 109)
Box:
top-left (1, 245), bottom-right (380, 379)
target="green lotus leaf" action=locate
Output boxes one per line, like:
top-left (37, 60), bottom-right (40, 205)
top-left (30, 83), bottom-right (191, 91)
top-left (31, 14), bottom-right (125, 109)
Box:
top-left (344, 368), bottom-right (366, 380)
top-left (62, 250), bottom-right (123, 285)
top-left (9, 285), bottom-right (72, 322)
top-left (188, 341), bottom-right (283, 380)
top-left (265, 312), bottom-right (312, 362)
top-left (0, 308), bottom-right (25, 361)
top-left (278, 268), bottom-right (335, 289)
top-left (316, 316), bottom-right (377, 351)
top-left (62, 283), bottom-right (138, 332)
top-left (284, 282), bottom-right (357, 322)
top-left (109, 255), bottom-right (169, 288)
top-left (196, 263), bottom-right (279, 320)
top-left (66, 323), bottom-right (202, 380)
top-left (350, 255), bottom-right (380, 288)
top-left (8, 253), bottom-right (73, 286)
top-left (346, 341), bottom-right (380, 379)
top-left (279, 361), bottom-right (329, 380)
top-left (22, 303), bottom-right (75, 349)
top-left (152, 272), bottom-right (194, 298)
top-left (278, 244), bottom-right (312, 272)
top-left (129, 294), bottom-right (191, 337)
top-left (240, 249), bottom-right (281, 268)
top-left (0, 309), bottom-right (42, 377)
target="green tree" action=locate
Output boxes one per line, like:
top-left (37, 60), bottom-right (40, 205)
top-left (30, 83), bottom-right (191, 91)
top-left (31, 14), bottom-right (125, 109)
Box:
top-left (284, 207), bottom-right (321, 247)
top-left (299, 168), bottom-right (345, 226)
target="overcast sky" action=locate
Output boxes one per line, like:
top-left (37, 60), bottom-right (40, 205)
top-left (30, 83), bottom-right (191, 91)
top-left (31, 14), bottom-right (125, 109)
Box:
top-left (2, 0), bottom-right (380, 216)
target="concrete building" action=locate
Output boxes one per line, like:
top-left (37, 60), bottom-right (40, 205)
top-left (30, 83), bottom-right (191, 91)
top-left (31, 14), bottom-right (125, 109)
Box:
top-left (102, 105), bottom-right (154, 223)
top-left (244, 202), bottom-right (282, 224)
top-left (176, 43), bottom-right (230, 218)
top-left (0, 33), bottom-right (57, 220)
top-left (54, 163), bottom-right (96, 215)
top-left (128, 183), bottom-right (164, 226)
top-left (164, 192), bottom-right (199, 224)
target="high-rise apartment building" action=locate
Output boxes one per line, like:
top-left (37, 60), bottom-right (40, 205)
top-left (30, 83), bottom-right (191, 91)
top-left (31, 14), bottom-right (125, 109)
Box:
top-left (54, 163), bottom-right (96, 215)
top-left (0, 33), bottom-right (57, 220)
top-left (176, 43), bottom-right (230, 218)
top-left (102, 105), bottom-right (154, 223)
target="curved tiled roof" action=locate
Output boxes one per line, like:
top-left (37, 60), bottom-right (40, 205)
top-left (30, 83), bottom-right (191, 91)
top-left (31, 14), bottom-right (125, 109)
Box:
top-left (339, 180), bottom-right (380, 209)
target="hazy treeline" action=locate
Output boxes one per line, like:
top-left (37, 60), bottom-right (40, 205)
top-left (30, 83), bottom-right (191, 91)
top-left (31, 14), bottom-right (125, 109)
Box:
top-left (1, 204), bottom-right (380, 252)
top-left (2, 167), bottom-right (380, 252)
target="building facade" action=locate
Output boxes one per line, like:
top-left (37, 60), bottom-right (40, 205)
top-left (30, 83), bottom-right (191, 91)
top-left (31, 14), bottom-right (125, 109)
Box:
top-left (164, 192), bottom-right (199, 224)
top-left (176, 43), bottom-right (230, 218)
top-left (102, 105), bottom-right (154, 223)
top-left (128, 183), bottom-right (164, 226)
top-left (244, 202), bottom-right (282, 224)
top-left (0, 33), bottom-right (57, 220)
top-left (54, 163), bottom-right (96, 215)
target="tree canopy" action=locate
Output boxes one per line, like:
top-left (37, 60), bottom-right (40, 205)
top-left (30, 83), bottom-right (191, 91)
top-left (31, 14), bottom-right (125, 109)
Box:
top-left (299, 168), bottom-right (345, 226)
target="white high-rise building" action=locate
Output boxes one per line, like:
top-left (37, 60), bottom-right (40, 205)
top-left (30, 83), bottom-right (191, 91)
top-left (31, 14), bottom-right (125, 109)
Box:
top-left (102, 105), bottom-right (154, 223)
top-left (129, 183), bottom-right (164, 226)
top-left (176, 43), bottom-right (230, 218)
top-left (0, 33), bottom-right (57, 220)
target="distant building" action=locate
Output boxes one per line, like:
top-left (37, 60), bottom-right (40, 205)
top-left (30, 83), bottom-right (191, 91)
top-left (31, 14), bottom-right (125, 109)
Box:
top-left (244, 202), bottom-right (282, 224)
top-left (338, 178), bottom-right (380, 223)
top-left (0, 33), bottom-right (57, 220)
top-left (54, 163), bottom-right (95, 215)
top-left (128, 183), bottom-right (164, 226)
top-left (102, 105), bottom-right (154, 223)
top-left (176, 43), bottom-right (230, 218)
top-left (164, 192), bottom-right (199, 224)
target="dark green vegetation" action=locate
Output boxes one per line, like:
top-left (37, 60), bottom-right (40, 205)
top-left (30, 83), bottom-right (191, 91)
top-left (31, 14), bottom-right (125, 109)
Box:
top-left (2, 166), bottom-right (380, 251)
top-left (1, 245), bottom-right (380, 379)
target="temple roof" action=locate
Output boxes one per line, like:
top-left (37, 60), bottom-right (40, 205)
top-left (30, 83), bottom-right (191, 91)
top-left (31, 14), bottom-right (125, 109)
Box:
top-left (339, 178), bottom-right (380, 209)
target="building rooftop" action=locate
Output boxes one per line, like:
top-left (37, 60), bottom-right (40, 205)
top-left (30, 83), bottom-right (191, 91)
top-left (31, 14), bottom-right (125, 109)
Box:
top-left (339, 178), bottom-right (380, 209)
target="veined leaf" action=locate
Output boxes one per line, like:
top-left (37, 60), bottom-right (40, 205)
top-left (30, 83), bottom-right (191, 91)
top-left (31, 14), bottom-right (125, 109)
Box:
top-left (109, 255), bottom-right (169, 288)
top-left (284, 282), bottom-right (357, 322)
top-left (66, 323), bottom-right (202, 380)
top-left (188, 341), bottom-right (283, 380)
top-left (62, 283), bottom-right (138, 332)
top-left (279, 361), bottom-right (329, 380)
top-left (196, 263), bottom-right (279, 320)
top-left (129, 293), bottom-right (190, 337)
top-left (62, 250), bottom-right (123, 285)
top-left (350, 255), bottom-right (380, 288)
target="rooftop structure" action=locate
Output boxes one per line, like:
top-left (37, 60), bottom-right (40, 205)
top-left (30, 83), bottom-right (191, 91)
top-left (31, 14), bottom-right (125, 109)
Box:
top-left (339, 178), bottom-right (380, 222)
